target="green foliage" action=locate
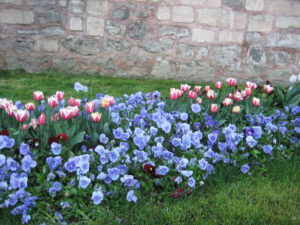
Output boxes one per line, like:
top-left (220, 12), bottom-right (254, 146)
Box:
top-left (274, 83), bottom-right (300, 107)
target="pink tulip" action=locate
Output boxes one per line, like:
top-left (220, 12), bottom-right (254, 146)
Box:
top-left (16, 110), bottom-right (29, 122)
top-left (33, 91), bottom-right (44, 101)
top-left (170, 88), bottom-right (179, 100)
top-left (74, 99), bottom-right (81, 107)
top-left (48, 96), bottom-right (58, 108)
top-left (206, 90), bottom-right (215, 100)
top-left (245, 81), bottom-right (257, 90)
top-left (51, 113), bottom-right (60, 122)
top-left (264, 85), bottom-right (274, 94)
top-left (56, 91), bottom-right (64, 101)
top-left (226, 78), bottom-right (236, 86)
top-left (245, 88), bottom-right (252, 97)
top-left (204, 85), bottom-right (211, 92)
top-left (210, 104), bottom-right (218, 113)
top-left (241, 90), bottom-right (247, 98)
top-left (223, 98), bottom-right (233, 106)
top-left (101, 98), bottom-right (110, 108)
top-left (215, 81), bottom-right (222, 89)
top-left (25, 102), bottom-right (35, 111)
top-left (232, 105), bottom-right (240, 114)
top-left (69, 97), bottom-right (75, 106)
top-left (30, 118), bottom-right (39, 129)
top-left (38, 112), bottom-right (46, 125)
top-left (22, 124), bottom-right (27, 130)
top-left (194, 86), bottom-right (201, 93)
top-left (188, 91), bottom-right (197, 99)
top-left (252, 97), bottom-right (260, 107)
top-left (107, 96), bottom-right (115, 106)
top-left (180, 84), bottom-right (190, 92)
top-left (6, 104), bottom-right (17, 117)
top-left (72, 106), bottom-right (80, 117)
top-left (85, 102), bottom-right (95, 113)
top-left (91, 112), bottom-right (102, 122)
top-left (233, 91), bottom-right (243, 102)
top-left (196, 97), bottom-right (203, 104)
top-left (228, 93), bottom-right (233, 98)
top-left (0, 99), bottom-right (11, 109)
top-left (60, 107), bottom-right (73, 120)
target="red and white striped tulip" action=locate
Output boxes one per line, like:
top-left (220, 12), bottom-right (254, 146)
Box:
top-left (56, 91), bottom-right (64, 101)
top-left (241, 90), bottom-right (247, 98)
top-left (16, 110), bottom-right (29, 122)
top-left (206, 90), bottom-right (215, 100)
top-left (264, 85), bottom-right (274, 94)
top-left (38, 112), bottom-right (46, 125)
top-left (233, 91), bottom-right (243, 102)
top-left (188, 91), bottom-right (197, 99)
top-left (232, 105), bottom-right (240, 114)
top-left (215, 81), bottom-right (222, 89)
top-left (228, 93), bottom-right (233, 98)
top-left (33, 91), bottom-right (44, 101)
top-left (72, 106), bottom-right (80, 117)
top-left (85, 102), bottom-right (95, 113)
top-left (245, 88), bottom-right (252, 97)
top-left (25, 102), bottom-right (35, 111)
top-left (60, 107), bottom-right (73, 120)
top-left (30, 118), bottom-right (39, 130)
top-left (6, 104), bottom-right (17, 117)
top-left (194, 86), bottom-right (201, 93)
top-left (252, 97), bottom-right (260, 107)
top-left (204, 85), bottom-right (211, 92)
top-left (51, 113), bottom-right (60, 122)
top-left (180, 84), bottom-right (190, 92)
top-left (223, 98), bottom-right (233, 106)
top-left (69, 97), bottom-right (75, 106)
top-left (210, 104), bottom-right (218, 113)
top-left (226, 78), bottom-right (236, 86)
top-left (48, 96), bottom-right (58, 108)
top-left (196, 97), bottom-right (203, 105)
top-left (245, 81), bottom-right (257, 90)
top-left (107, 96), bottom-right (115, 106)
top-left (74, 99), bottom-right (81, 107)
top-left (91, 112), bottom-right (102, 122)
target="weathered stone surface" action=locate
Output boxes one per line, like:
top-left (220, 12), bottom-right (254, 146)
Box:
top-left (69, 0), bottom-right (84, 14)
top-left (87, 17), bottom-right (104, 36)
top-left (206, 0), bottom-right (221, 7)
top-left (0, 39), bottom-right (10, 51)
top-left (69, 17), bottom-right (83, 31)
top-left (12, 38), bottom-right (34, 55)
top-left (245, 0), bottom-right (264, 11)
top-left (135, 10), bottom-right (149, 18)
top-left (275, 16), bottom-right (300, 29)
top-left (233, 12), bottom-right (247, 29)
top-left (111, 8), bottom-right (130, 21)
top-left (106, 21), bottom-right (126, 38)
top-left (224, 0), bottom-right (245, 10)
top-left (52, 58), bottom-right (78, 72)
top-left (157, 6), bottom-right (170, 20)
top-left (176, 44), bottom-right (194, 58)
top-left (177, 61), bottom-right (214, 82)
top-left (58, 0), bottom-right (67, 7)
top-left (62, 36), bottom-right (100, 55)
top-left (173, 6), bottom-right (194, 23)
top-left (218, 31), bottom-right (244, 44)
top-left (151, 59), bottom-right (176, 79)
top-left (102, 38), bottom-right (131, 53)
top-left (268, 51), bottom-right (295, 66)
top-left (265, 0), bottom-right (292, 14)
top-left (95, 56), bottom-right (117, 73)
top-left (36, 9), bottom-right (66, 25)
top-left (7, 29), bottom-right (39, 35)
top-left (38, 39), bottom-right (59, 52)
top-left (267, 69), bottom-right (295, 86)
top-left (192, 28), bottom-right (215, 43)
top-left (246, 32), bottom-right (261, 43)
top-left (197, 9), bottom-right (229, 27)
top-left (248, 15), bottom-right (273, 33)
top-left (139, 39), bottom-right (173, 53)
top-left (27, 0), bottom-right (55, 6)
top-left (129, 21), bottom-right (149, 40)
top-left (0, 0), bottom-right (22, 5)
top-left (244, 45), bottom-right (267, 75)
top-left (196, 47), bottom-right (208, 59)
top-left (115, 2), bottom-right (136, 9)
top-left (5, 56), bottom-right (50, 72)
top-left (87, 0), bottom-right (108, 16)
top-left (267, 33), bottom-right (300, 49)
top-left (0, 9), bottom-right (34, 24)
top-left (41, 26), bottom-right (65, 36)
top-left (210, 46), bottom-right (241, 68)
top-left (158, 26), bottom-right (190, 39)
top-left (179, 0), bottom-right (205, 5)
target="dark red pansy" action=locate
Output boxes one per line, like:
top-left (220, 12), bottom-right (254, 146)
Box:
top-left (143, 164), bottom-right (156, 176)
top-left (171, 188), bottom-right (183, 199)
top-left (32, 139), bottom-right (40, 148)
top-left (265, 80), bottom-right (271, 85)
top-left (56, 133), bottom-right (68, 142)
top-left (48, 137), bottom-right (58, 146)
top-left (0, 129), bottom-right (9, 136)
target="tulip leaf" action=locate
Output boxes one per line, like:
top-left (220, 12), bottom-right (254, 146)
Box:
top-left (69, 131), bottom-right (85, 148)
top-left (288, 93), bottom-right (300, 106)
top-left (103, 122), bottom-right (111, 135)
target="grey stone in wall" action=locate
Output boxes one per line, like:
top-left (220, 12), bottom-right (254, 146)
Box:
top-left (5, 56), bottom-right (50, 73)
top-left (41, 26), bottom-right (65, 36)
top-left (62, 36), bottom-right (100, 55)
top-left (210, 46), bottom-right (241, 68)
top-left (177, 61), bottom-right (214, 82)
top-left (135, 10), bottom-right (149, 18)
top-left (267, 69), bottom-right (295, 86)
top-left (36, 9), bottom-right (66, 25)
top-left (52, 58), bottom-right (78, 72)
top-left (129, 21), bottom-right (149, 40)
top-left (27, 0), bottom-right (56, 6)
top-left (12, 38), bottom-right (34, 55)
top-left (111, 8), bottom-right (130, 21)
top-left (139, 39), bottom-right (173, 53)
top-left (244, 45), bottom-right (267, 75)
top-left (0, 39), bottom-right (10, 51)
top-left (176, 44), bottom-right (194, 58)
top-left (267, 33), bottom-right (300, 49)
top-left (15, 30), bottom-right (39, 35)
top-left (151, 59), bottom-right (176, 79)
top-left (196, 47), bottom-right (208, 59)
top-left (102, 38), bottom-right (131, 53)
top-left (106, 21), bottom-right (126, 38)
top-left (246, 33), bottom-right (261, 43)
top-left (95, 56), bottom-right (117, 73)
top-left (69, 0), bottom-right (85, 14)
top-left (268, 51), bottom-right (295, 66)
top-left (158, 26), bottom-right (190, 39)
top-left (115, 2), bottom-right (137, 9)
top-left (224, 0), bottom-right (245, 10)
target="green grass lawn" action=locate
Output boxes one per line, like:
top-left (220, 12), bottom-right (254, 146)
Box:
top-left (0, 70), bottom-right (299, 225)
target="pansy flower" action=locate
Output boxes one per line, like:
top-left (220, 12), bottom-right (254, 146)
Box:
top-left (56, 133), bottom-right (68, 142)
top-left (0, 129), bottom-right (9, 136)
top-left (143, 164), bottom-right (156, 176)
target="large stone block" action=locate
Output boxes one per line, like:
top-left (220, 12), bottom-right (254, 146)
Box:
top-left (69, 17), bottom-right (83, 31)
top-left (157, 6), bottom-right (170, 20)
top-left (196, 47), bottom-right (208, 59)
top-left (245, 0), bottom-right (264, 11)
top-left (224, 0), bottom-right (245, 10)
top-left (206, 0), bottom-right (221, 7)
top-left (267, 33), bottom-right (300, 49)
top-left (176, 44), bottom-right (194, 59)
top-left (0, 0), bottom-right (22, 5)
top-left (41, 26), bottom-right (65, 36)
top-left (246, 32), bottom-right (261, 43)
top-left (102, 38), bottom-right (131, 53)
top-left (179, 0), bottom-right (205, 6)
top-left (0, 9), bottom-right (34, 24)
top-left (267, 69), bottom-right (295, 86)
top-left (192, 28), bottom-right (215, 43)
top-left (111, 8), bottom-right (130, 21)
top-left (218, 31), bottom-right (244, 44)
top-left (197, 9), bottom-right (229, 27)
top-left (232, 12), bottom-right (247, 29)
top-left (12, 37), bottom-right (34, 55)
top-left (129, 21), bottom-right (149, 40)
top-left (35, 9), bottom-right (66, 25)
top-left (62, 36), bottom-right (100, 55)
top-left (248, 15), bottom-right (273, 33)
top-left (27, 0), bottom-right (55, 6)
top-left (69, 0), bottom-right (84, 14)
top-left (265, 0), bottom-right (292, 14)
top-left (106, 21), bottom-right (126, 38)
top-left (177, 61), bottom-right (215, 82)
top-left (275, 16), bottom-right (300, 29)
top-left (139, 39), bottom-right (173, 53)
top-left (210, 45), bottom-right (241, 68)
top-left (38, 39), bottom-right (59, 52)
top-left (52, 58), bottom-right (78, 72)
top-left (87, 17), bottom-right (104, 36)
top-left (268, 51), bottom-right (295, 66)
top-left (244, 45), bottom-right (267, 75)
top-left (173, 6), bottom-right (194, 23)
top-left (158, 26), bottom-right (190, 39)
top-left (151, 59), bottom-right (176, 80)
top-left (87, 0), bottom-right (108, 16)
top-left (0, 39), bottom-right (10, 51)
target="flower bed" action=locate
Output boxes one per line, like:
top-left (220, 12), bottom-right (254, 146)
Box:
top-left (0, 79), bottom-right (299, 224)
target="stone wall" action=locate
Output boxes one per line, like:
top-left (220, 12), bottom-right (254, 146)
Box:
top-left (0, 0), bottom-right (300, 85)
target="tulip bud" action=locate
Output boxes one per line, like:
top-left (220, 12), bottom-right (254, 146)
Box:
top-left (16, 110), bottom-right (29, 122)
top-left (180, 84), bottom-right (190, 92)
top-left (85, 102), bottom-right (95, 113)
top-left (196, 97), bottom-right (203, 104)
top-left (215, 81), bottom-right (222, 89)
top-left (210, 104), bottom-right (218, 113)
top-left (56, 91), bottom-right (64, 101)
top-left (33, 91), bottom-right (44, 101)
top-left (25, 102), bottom-right (35, 111)
top-left (48, 96), bottom-right (58, 108)
top-left (188, 91), bottom-right (197, 99)
top-left (245, 88), bottom-right (252, 97)
top-left (60, 107), bottom-right (74, 120)
top-left (194, 86), bottom-right (201, 93)
top-left (74, 99), bottom-right (81, 107)
top-left (91, 112), bottom-right (102, 122)
top-left (232, 105), bottom-right (240, 114)
top-left (223, 98), bottom-right (233, 106)
top-left (226, 78), bottom-right (236, 86)
top-left (22, 124), bottom-right (27, 130)
top-left (30, 118), bottom-right (39, 129)
top-left (206, 90), bottom-right (215, 100)
top-left (233, 91), bottom-right (243, 102)
top-left (38, 112), bottom-right (46, 125)
top-left (252, 97), bottom-right (260, 107)
top-left (204, 85), bottom-right (211, 92)
top-left (69, 97), bottom-right (75, 106)
top-left (264, 85), bottom-right (274, 94)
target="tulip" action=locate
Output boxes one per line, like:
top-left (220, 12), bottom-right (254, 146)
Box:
top-left (30, 118), bottom-right (39, 130)
top-left (16, 110), bottom-right (29, 122)
top-left (85, 102), bottom-right (95, 113)
top-left (107, 96), bottom-right (115, 106)
top-left (22, 124), bottom-right (27, 130)
top-left (60, 107), bottom-right (73, 120)
top-left (196, 97), bottom-right (203, 104)
top-left (180, 84), bottom-right (190, 92)
top-left (51, 113), bottom-right (60, 122)
top-left (252, 97), bottom-right (260, 107)
top-left (233, 91), bottom-right (243, 102)
top-left (56, 91), bottom-right (64, 101)
top-left (245, 81), bottom-right (257, 90)
top-left (241, 90), bottom-right (247, 98)
top-left (223, 98), bottom-right (233, 106)
top-left (206, 90), bottom-right (215, 100)
top-left (69, 97), bottom-right (75, 106)
top-left (194, 86), bottom-right (201, 93)
top-left (48, 96), bottom-right (58, 108)
top-left (170, 88), bottom-right (178, 100)
top-left (232, 105), bottom-right (240, 114)
top-left (264, 85), bottom-right (274, 94)
top-left (38, 112), bottom-right (46, 125)
top-left (100, 98), bottom-right (110, 108)
top-left (72, 106), bottom-right (80, 117)
top-left (215, 81), bottom-right (222, 89)
top-left (33, 91), bottom-right (44, 101)
top-left (245, 88), bottom-right (252, 97)
top-left (91, 112), bottom-right (102, 122)
top-left (204, 85), bottom-right (211, 92)
top-left (226, 78), bottom-right (236, 86)
top-left (6, 104), bottom-right (18, 117)
top-left (74, 99), bottom-right (81, 107)
top-left (210, 104), bottom-right (218, 113)
top-left (0, 98), bottom-right (8, 109)
top-left (228, 93), bottom-right (233, 98)
top-left (25, 102), bottom-right (35, 111)
top-left (188, 91), bottom-right (197, 99)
